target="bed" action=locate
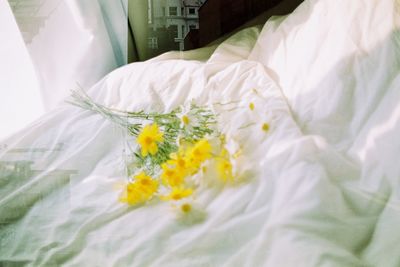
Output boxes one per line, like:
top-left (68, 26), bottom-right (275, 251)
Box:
top-left (1, 0), bottom-right (399, 266)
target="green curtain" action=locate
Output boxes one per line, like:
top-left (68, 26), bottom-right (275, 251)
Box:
top-left (128, 0), bottom-right (148, 62)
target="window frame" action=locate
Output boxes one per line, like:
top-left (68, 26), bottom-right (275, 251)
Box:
top-left (169, 6), bottom-right (178, 16)
top-left (188, 8), bottom-right (196, 15)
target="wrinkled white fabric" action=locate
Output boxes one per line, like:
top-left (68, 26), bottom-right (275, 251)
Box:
top-left (1, 1), bottom-right (400, 267)
top-left (248, 0), bottom-right (400, 265)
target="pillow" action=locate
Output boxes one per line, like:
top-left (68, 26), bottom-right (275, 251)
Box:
top-left (207, 25), bottom-right (263, 65)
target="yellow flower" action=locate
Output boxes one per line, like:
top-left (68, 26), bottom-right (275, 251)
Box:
top-left (162, 186), bottom-right (193, 201)
top-left (188, 139), bottom-right (212, 167)
top-left (137, 124), bottom-right (164, 157)
top-left (262, 123), bottom-right (269, 132)
top-left (168, 150), bottom-right (188, 170)
top-left (216, 149), bottom-right (233, 182)
top-left (135, 172), bottom-right (159, 192)
top-left (161, 163), bottom-right (185, 187)
top-left (168, 147), bottom-right (199, 176)
top-left (119, 172), bottom-right (158, 205)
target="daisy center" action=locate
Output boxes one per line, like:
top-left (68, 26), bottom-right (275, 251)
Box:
top-left (181, 203), bottom-right (192, 213)
top-left (166, 170), bottom-right (175, 177)
top-left (182, 115), bottom-right (190, 125)
top-left (193, 148), bottom-right (201, 156)
top-left (144, 136), bottom-right (153, 145)
top-left (262, 123), bottom-right (269, 132)
top-left (140, 179), bottom-right (151, 185)
top-left (177, 159), bottom-right (185, 168)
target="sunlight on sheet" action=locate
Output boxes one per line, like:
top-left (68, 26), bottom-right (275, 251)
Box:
top-left (357, 103), bottom-right (400, 161)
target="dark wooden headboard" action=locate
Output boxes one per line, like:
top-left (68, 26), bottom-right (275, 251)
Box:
top-left (184, 0), bottom-right (304, 50)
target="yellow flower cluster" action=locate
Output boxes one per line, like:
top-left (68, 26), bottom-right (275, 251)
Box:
top-left (160, 138), bottom-right (212, 200)
top-left (119, 172), bottom-right (159, 205)
top-left (71, 88), bottom-right (238, 221)
top-left (158, 138), bottom-right (212, 185)
top-left (120, 121), bottom-right (236, 211)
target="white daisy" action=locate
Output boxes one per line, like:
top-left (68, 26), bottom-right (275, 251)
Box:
top-left (173, 200), bottom-right (206, 225)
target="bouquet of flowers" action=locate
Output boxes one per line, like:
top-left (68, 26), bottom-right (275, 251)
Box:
top-left (68, 89), bottom-right (248, 223)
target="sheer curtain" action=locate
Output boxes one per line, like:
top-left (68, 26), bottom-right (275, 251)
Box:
top-left (0, 0), bottom-right (44, 140)
top-left (25, 0), bottom-right (129, 110)
top-left (0, 0), bottom-right (218, 139)
top-left (0, 0), bottom-right (131, 139)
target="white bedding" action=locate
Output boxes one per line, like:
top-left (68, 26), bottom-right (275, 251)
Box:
top-left (1, 0), bottom-right (400, 266)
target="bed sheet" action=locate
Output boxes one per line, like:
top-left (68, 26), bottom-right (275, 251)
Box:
top-left (1, 1), bottom-right (400, 266)
top-left (248, 0), bottom-right (400, 265)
